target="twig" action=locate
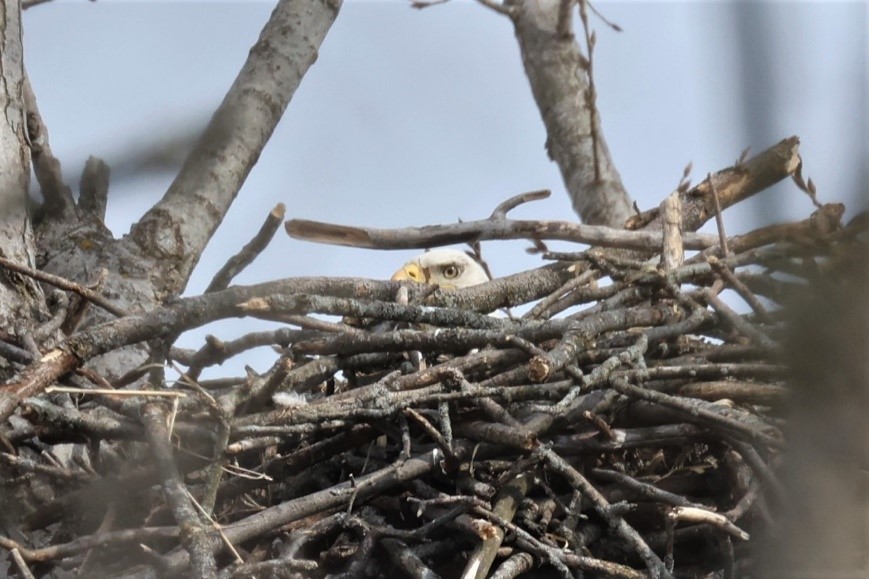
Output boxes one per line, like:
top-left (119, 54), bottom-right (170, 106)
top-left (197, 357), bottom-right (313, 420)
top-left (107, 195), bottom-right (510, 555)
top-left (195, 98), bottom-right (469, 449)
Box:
top-left (205, 203), bottom-right (286, 293)
top-left (0, 256), bottom-right (127, 317)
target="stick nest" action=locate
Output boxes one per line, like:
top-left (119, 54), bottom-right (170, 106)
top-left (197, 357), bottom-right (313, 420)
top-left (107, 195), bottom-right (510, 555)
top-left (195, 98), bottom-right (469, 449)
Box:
top-left (1, 141), bottom-right (866, 578)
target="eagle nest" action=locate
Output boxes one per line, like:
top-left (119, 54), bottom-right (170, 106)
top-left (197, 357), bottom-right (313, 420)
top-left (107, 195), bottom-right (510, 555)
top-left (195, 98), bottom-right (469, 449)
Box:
top-left (1, 137), bottom-right (866, 578)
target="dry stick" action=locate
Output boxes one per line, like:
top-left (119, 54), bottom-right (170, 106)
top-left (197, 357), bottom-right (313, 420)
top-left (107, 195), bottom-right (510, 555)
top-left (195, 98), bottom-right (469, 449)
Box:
top-left (0, 451), bottom-right (94, 484)
top-left (1, 277), bottom-right (430, 422)
top-left (285, 213), bottom-right (718, 252)
top-left (470, 507), bottom-right (573, 579)
top-left (708, 172), bottom-right (730, 257)
top-left (697, 202), bottom-right (846, 259)
top-left (552, 423), bottom-right (712, 455)
top-left (702, 289), bottom-right (778, 351)
top-left (0, 528), bottom-right (179, 563)
top-left (674, 380), bottom-right (787, 405)
top-left (610, 376), bottom-right (781, 449)
top-left (205, 203), bottom-right (287, 294)
top-left (707, 256), bottom-right (773, 324)
top-left (10, 548), bottom-right (36, 579)
top-left (627, 136), bottom-right (802, 233)
top-left (490, 552), bottom-right (535, 579)
top-left (403, 407), bottom-right (457, 466)
top-left (217, 559), bottom-right (317, 579)
top-left (381, 538), bottom-right (440, 579)
top-left (489, 189), bottom-right (551, 219)
top-left (591, 468), bottom-right (708, 509)
top-left (176, 202), bottom-right (288, 390)
top-left (242, 293), bottom-right (509, 330)
top-left (667, 507), bottom-right (750, 542)
top-left (172, 327), bottom-right (311, 370)
top-left (140, 402), bottom-right (217, 577)
top-left (537, 447), bottom-right (671, 579)
top-left (660, 192), bottom-right (684, 271)
top-left (727, 439), bottom-right (786, 506)
top-left (160, 446), bottom-right (457, 572)
top-left (33, 290), bottom-right (68, 343)
top-left (200, 419), bottom-right (231, 516)
top-left (464, 473), bottom-right (534, 579)
top-left (0, 256), bottom-right (128, 317)
top-left (523, 267), bottom-right (600, 320)
top-left (528, 302), bottom-right (676, 383)
top-left (22, 0), bottom-right (57, 9)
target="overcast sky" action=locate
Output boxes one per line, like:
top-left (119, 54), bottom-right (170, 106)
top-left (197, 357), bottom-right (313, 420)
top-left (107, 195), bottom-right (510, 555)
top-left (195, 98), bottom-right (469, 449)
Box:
top-left (22, 0), bottom-right (867, 375)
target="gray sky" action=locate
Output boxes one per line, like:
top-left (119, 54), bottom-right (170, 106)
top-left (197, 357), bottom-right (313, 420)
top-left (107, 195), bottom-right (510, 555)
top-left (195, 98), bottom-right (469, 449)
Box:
top-left (22, 0), bottom-right (867, 375)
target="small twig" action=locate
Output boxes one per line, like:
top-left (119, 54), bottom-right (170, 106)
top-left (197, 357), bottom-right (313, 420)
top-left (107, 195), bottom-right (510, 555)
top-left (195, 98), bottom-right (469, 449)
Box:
top-left (708, 172), bottom-right (729, 256)
top-left (591, 469), bottom-right (707, 509)
top-left (489, 189), bottom-right (551, 220)
top-left (707, 256), bottom-right (773, 323)
top-left (44, 386), bottom-right (186, 398)
top-left (702, 289), bottom-right (778, 351)
top-left (0, 257), bottom-right (127, 317)
top-left (404, 407), bottom-right (457, 466)
top-left (205, 203), bottom-right (286, 293)
top-left (409, 0), bottom-right (450, 9)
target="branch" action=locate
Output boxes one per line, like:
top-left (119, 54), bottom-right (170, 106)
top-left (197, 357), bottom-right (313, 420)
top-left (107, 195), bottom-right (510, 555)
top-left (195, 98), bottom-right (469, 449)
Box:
top-left (509, 0), bottom-right (632, 225)
top-left (628, 137), bottom-right (802, 232)
top-left (23, 74), bottom-right (75, 217)
top-left (205, 203), bottom-right (286, 293)
top-left (0, 256), bottom-right (128, 317)
top-left (129, 0), bottom-right (342, 296)
top-left (78, 156), bottom-right (110, 222)
top-left (286, 214), bottom-right (718, 251)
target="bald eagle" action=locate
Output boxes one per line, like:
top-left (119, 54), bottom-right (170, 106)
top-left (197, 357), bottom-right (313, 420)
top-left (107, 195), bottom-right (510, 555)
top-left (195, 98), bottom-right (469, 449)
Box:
top-left (390, 249), bottom-right (489, 289)
top-left (342, 250), bottom-right (490, 386)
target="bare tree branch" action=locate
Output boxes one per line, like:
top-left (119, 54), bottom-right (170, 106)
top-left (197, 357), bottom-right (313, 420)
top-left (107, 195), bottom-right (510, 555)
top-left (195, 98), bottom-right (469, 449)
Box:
top-left (506, 0), bottom-right (632, 225)
top-left (286, 213), bottom-right (718, 251)
top-left (628, 136), bottom-right (802, 232)
top-left (130, 0), bottom-right (343, 297)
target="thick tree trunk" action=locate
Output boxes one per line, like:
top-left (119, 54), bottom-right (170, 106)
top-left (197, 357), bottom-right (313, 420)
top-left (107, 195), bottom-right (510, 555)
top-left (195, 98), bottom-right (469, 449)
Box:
top-left (0, 0), bottom-right (45, 361)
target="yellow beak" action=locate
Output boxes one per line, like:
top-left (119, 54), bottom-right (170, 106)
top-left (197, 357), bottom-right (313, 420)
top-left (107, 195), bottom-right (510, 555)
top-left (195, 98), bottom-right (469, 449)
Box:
top-left (391, 263), bottom-right (426, 283)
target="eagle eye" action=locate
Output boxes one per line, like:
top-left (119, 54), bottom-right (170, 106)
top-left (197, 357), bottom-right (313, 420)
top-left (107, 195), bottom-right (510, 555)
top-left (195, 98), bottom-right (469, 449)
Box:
top-left (441, 264), bottom-right (460, 279)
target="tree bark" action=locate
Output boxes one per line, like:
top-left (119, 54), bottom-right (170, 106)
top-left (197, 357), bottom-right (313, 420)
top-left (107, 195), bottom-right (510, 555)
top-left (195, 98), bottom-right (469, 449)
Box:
top-left (30, 0), bottom-right (342, 381)
top-left (0, 0), bottom-right (45, 359)
top-left (508, 0), bottom-right (633, 226)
